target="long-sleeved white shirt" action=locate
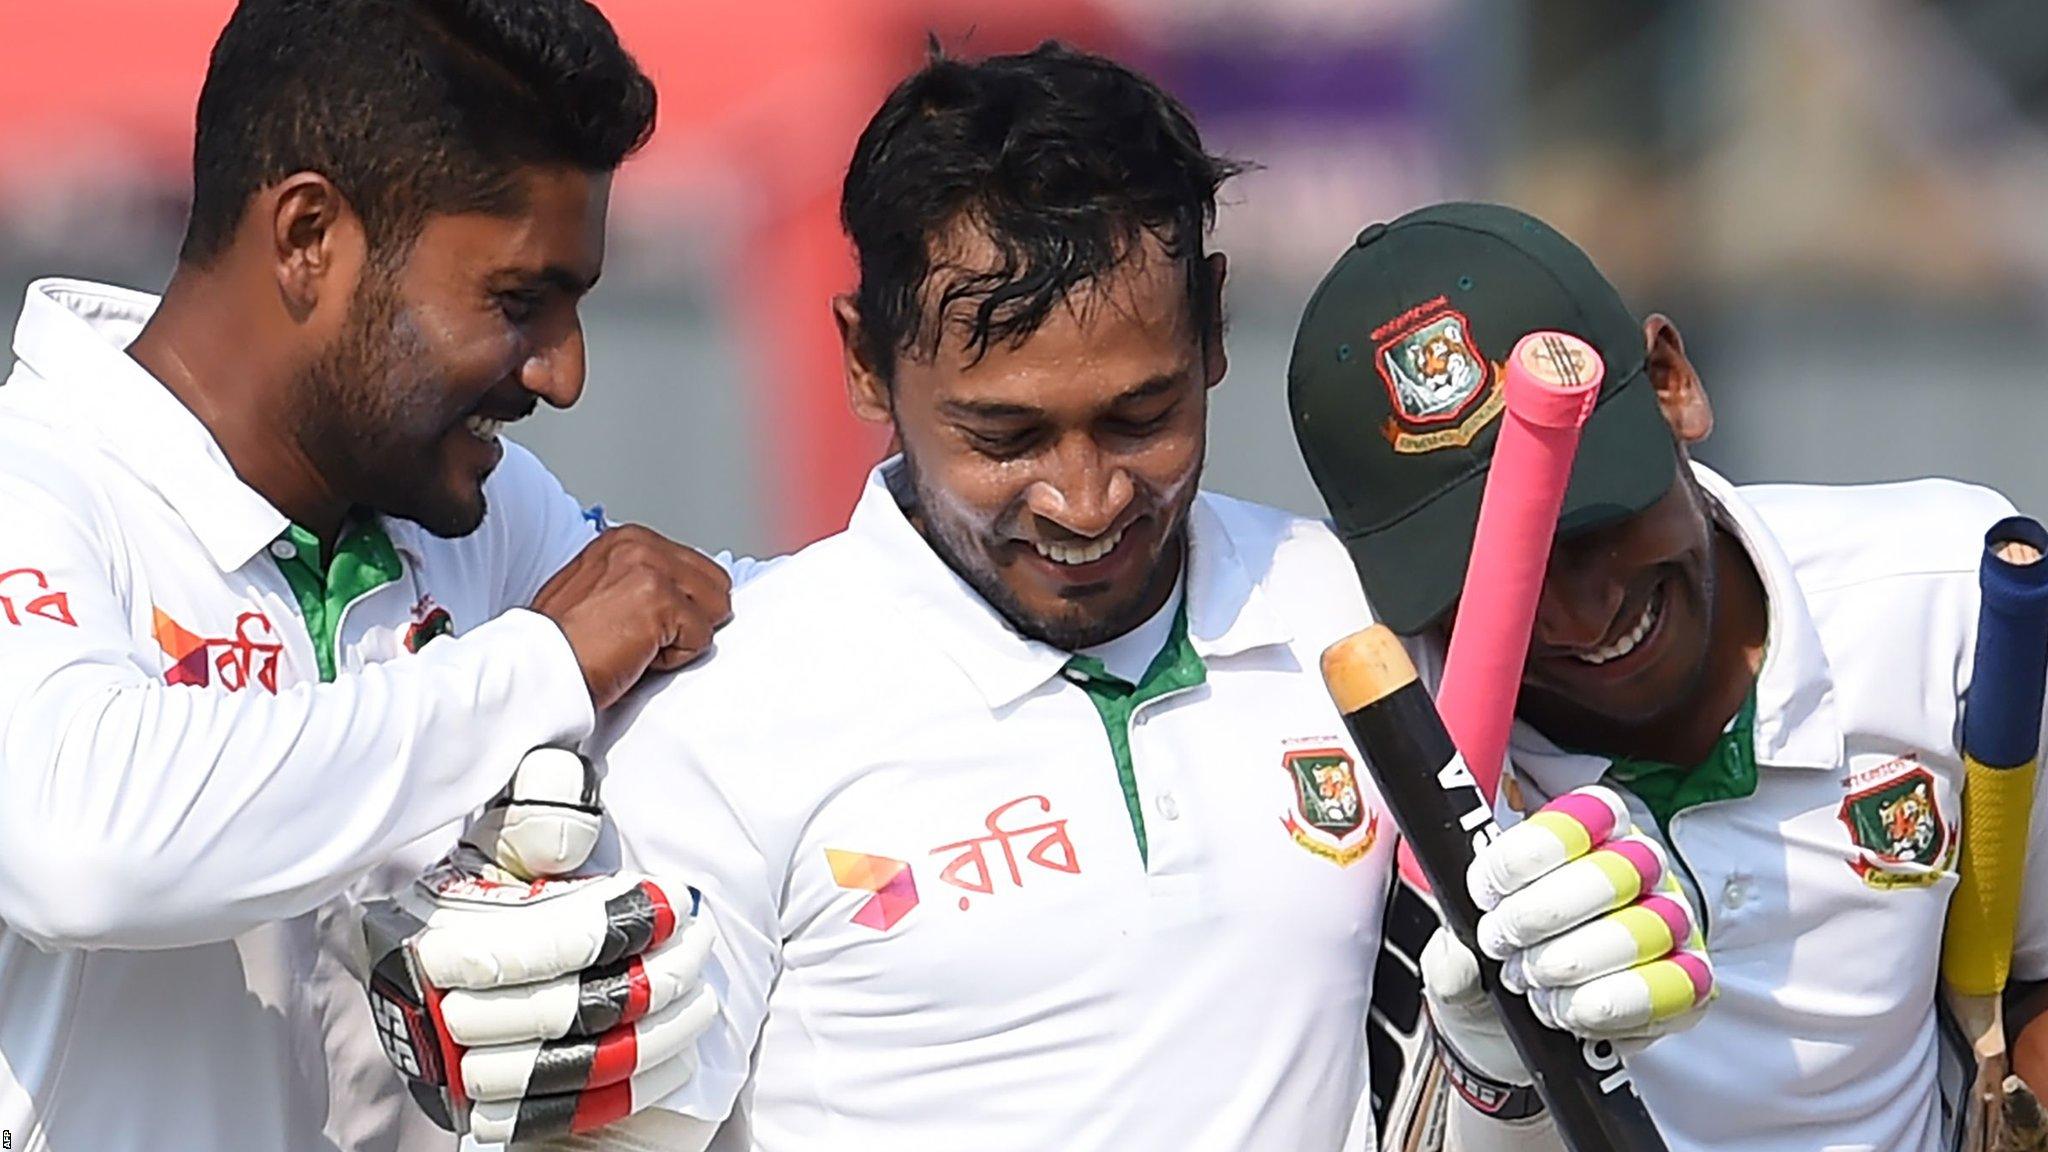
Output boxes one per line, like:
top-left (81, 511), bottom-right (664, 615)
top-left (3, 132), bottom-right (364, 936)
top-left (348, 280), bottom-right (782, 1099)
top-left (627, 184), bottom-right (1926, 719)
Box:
top-left (590, 466), bottom-right (1397, 1152)
top-left (0, 278), bottom-right (600, 1151)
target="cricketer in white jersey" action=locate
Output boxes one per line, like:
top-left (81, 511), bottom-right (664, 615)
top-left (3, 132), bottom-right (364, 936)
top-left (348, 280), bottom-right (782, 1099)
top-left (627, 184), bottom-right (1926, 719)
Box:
top-left (495, 42), bottom-right (1713, 1150)
top-left (590, 470), bottom-right (1397, 1151)
top-left (1472, 465), bottom-right (2048, 1151)
top-left (1285, 201), bottom-right (2048, 1150)
top-left (0, 278), bottom-right (599, 1151)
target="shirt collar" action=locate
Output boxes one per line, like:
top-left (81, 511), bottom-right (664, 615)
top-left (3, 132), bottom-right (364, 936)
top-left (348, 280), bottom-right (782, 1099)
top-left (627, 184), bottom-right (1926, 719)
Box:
top-left (1693, 464), bottom-right (1842, 769)
top-left (10, 278), bottom-right (290, 572)
top-left (1505, 462), bottom-right (1844, 799)
top-left (843, 460), bottom-right (1292, 711)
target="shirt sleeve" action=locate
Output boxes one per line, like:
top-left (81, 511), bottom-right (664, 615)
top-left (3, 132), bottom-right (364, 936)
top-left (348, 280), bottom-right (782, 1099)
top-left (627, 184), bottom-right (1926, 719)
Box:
top-left (0, 475), bottom-right (597, 951)
top-left (593, 679), bottom-right (788, 1127)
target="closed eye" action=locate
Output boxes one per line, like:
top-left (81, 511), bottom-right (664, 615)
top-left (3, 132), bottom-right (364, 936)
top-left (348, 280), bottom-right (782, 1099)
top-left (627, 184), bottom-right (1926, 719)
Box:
top-left (961, 427), bottom-right (1041, 460)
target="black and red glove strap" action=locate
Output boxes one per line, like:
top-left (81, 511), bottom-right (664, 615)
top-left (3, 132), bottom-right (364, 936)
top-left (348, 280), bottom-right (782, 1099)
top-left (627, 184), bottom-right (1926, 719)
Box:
top-left (1428, 1013), bottom-right (1547, 1123)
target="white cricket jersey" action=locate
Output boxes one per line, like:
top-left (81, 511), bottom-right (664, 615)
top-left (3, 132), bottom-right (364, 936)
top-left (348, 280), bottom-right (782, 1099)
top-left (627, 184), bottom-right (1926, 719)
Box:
top-left (592, 464), bottom-right (1395, 1152)
top-left (1472, 464), bottom-right (2048, 1152)
top-left (0, 278), bottom-right (603, 1152)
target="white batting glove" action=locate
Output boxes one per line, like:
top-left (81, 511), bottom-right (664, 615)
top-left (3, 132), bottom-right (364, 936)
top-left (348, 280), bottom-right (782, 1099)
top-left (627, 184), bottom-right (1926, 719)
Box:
top-left (362, 749), bottom-right (718, 1144)
top-left (1423, 786), bottom-right (1714, 1093)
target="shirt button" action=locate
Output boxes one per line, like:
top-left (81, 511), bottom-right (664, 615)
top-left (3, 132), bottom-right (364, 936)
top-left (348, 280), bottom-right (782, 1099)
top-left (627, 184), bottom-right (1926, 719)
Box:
top-left (1722, 879), bottom-right (1746, 909)
top-left (1158, 792), bottom-right (1180, 821)
top-left (269, 539), bottom-right (296, 560)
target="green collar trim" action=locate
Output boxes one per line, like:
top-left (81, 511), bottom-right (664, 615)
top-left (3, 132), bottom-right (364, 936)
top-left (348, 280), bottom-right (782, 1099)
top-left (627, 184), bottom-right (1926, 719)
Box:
top-left (1604, 689), bottom-right (1760, 835)
top-left (272, 517), bottom-right (404, 682)
top-left (1063, 599), bottom-right (1207, 865)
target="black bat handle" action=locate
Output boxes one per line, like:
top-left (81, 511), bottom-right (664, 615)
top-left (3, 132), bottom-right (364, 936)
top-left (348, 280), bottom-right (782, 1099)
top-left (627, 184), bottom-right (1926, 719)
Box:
top-left (1344, 680), bottom-right (1669, 1152)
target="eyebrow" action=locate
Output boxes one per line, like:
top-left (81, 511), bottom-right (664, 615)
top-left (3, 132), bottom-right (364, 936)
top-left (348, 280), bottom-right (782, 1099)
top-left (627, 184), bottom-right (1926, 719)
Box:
top-left (502, 265), bottom-right (600, 296)
top-left (936, 371), bottom-right (1187, 423)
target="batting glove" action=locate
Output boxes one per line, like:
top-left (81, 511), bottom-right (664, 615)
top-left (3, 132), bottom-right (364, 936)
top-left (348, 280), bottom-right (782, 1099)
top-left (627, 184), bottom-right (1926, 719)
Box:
top-left (1423, 785), bottom-right (1714, 1095)
top-left (362, 749), bottom-right (718, 1144)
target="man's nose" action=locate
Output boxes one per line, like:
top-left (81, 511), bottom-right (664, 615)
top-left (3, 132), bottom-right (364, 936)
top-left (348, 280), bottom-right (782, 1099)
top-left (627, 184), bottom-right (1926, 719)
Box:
top-left (1022, 437), bottom-right (1135, 538)
top-left (1532, 550), bottom-right (1623, 651)
top-left (520, 318), bottom-right (587, 410)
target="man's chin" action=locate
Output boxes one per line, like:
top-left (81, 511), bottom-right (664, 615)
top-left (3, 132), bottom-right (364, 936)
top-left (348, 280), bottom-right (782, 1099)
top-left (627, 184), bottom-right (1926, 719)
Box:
top-left (383, 486), bottom-right (488, 539)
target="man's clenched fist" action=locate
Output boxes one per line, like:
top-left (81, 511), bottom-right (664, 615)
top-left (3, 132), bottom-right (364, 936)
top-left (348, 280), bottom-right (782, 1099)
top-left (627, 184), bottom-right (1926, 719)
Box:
top-left (534, 525), bottom-right (733, 710)
top-left (361, 749), bottom-right (717, 1144)
top-left (1425, 786), bottom-right (1714, 1106)
top-left (364, 864), bottom-right (716, 1143)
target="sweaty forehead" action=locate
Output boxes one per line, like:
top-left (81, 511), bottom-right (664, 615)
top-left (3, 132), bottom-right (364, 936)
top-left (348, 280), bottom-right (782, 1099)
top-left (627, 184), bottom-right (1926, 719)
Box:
top-left (406, 167), bottom-right (610, 283)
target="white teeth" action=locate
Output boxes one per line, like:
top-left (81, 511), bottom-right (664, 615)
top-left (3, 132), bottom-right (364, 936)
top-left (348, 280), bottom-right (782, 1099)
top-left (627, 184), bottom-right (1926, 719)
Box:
top-left (1578, 596), bottom-right (1659, 665)
top-left (1033, 524), bottom-right (1127, 566)
top-left (465, 416), bottom-right (504, 442)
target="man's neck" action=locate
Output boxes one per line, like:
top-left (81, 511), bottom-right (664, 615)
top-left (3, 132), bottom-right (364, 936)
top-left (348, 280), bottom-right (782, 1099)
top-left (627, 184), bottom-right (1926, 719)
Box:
top-left (125, 268), bottom-right (349, 543)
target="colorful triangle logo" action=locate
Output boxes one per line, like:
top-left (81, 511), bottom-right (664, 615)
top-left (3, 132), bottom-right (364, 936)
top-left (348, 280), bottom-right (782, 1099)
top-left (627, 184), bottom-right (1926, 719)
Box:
top-left (825, 849), bottom-right (919, 931)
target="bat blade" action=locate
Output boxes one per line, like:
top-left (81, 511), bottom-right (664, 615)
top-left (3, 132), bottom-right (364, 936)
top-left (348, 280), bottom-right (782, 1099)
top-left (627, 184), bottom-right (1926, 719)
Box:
top-left (1325, 626), bottom-right (1669, 1152)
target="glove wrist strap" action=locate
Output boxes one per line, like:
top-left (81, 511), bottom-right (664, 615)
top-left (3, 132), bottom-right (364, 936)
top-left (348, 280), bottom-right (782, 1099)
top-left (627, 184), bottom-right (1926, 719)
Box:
top-left (1430, 1012), bottom-right (1547, 1123)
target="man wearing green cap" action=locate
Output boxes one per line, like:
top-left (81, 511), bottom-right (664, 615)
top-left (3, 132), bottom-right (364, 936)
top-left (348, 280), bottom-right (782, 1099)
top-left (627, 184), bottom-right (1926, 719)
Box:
top-left (1290, 200), bottom-right (2048, 1150)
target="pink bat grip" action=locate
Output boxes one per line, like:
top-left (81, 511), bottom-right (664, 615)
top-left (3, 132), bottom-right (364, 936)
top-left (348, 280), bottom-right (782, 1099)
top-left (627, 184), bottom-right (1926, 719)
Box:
top-left (1437, 331), bottom-right (1603, 802)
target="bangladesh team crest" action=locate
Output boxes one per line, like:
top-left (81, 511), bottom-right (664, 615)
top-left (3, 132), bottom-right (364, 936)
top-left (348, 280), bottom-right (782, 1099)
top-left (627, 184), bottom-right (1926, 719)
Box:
top-left (1280, 748), bottom-right (1379, 868)
top-left (1372, 297), bottom-right (1505, 454)
top-left (1838, 765), bottom-right (1954, 889)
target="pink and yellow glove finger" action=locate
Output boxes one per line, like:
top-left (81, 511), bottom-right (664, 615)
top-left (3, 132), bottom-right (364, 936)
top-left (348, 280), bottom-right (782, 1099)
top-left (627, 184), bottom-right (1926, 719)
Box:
top-left (1524, 947), bottom-right (1714, 1039)
top-left (1468, 785), bottom-right (1631, 911)
top-left (1476, 832), bottom-right (1667, 960)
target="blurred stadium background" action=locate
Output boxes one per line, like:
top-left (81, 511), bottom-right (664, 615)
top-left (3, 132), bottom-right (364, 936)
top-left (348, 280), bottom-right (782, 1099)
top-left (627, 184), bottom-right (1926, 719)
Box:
top-left (6, 0), bottom-right (2048, 556)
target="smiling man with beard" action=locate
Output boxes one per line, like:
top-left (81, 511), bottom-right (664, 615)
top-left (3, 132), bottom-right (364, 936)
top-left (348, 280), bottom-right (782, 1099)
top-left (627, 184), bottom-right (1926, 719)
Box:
top-left (549, 46), bottom-right (1711, 1152)
top-left (0, 3), bottom-right (736, 1150)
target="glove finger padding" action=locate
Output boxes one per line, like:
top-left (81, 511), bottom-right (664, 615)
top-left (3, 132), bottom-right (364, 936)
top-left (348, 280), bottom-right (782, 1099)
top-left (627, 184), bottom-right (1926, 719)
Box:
top-left (1465, 785), bottom-right (1715, 1040)
top-left (467, 1031), bottom-right (705, 1145)
top-left (439, 913), bottom-right (716, 1047)
top-left (1524, 948), bottom-right (1714, 1039)
top-left (461, 981), bottom-right (719, 1102)
top-left (362, 864), bottom-right (704, 1137)
top-left (1478, 833), bottom-right (1667, 960)
top-left (411, 871), bottom-right (688, 990)
top-left (1505, 890), bottom-right (1696, 990)
top-left (1469, 785), bottom-right (1631, 910)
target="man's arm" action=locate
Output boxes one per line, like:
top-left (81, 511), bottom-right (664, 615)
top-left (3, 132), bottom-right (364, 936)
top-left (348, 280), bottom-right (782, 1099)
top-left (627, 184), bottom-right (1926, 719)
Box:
top-left (509, 675), bottom-right (794, 1148)
top-left (0, 476), bottom-right (596, 951)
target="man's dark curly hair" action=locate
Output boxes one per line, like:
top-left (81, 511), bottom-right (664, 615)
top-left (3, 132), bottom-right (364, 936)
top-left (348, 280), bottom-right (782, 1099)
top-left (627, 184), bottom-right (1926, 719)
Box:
top-left (841, 40), bottom-right (1246, 382)
top-left (180, 0), bottom-right (656, 266)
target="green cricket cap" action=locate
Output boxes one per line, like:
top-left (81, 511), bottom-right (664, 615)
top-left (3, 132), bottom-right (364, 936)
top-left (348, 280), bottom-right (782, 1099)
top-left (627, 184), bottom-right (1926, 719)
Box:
top-left (1287, 201), bottom-right (1676, 635)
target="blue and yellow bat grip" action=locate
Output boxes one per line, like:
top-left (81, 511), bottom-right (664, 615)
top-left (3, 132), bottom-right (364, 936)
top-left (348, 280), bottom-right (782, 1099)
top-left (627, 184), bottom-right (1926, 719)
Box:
top-left (1944, 515), bottom-right (2048, 998)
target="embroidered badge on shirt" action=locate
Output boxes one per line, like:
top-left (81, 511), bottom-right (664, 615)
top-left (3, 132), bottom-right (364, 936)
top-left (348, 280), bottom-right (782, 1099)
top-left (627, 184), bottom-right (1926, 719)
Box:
top-left (1280, 746), bottom-right (1379, 868)
top-left (404, 594), bottom-right (454, 652)
top-left (1372, 297), bottom-right (1505, 454)
top-left (1838, 761), bottom-right (1955, 889)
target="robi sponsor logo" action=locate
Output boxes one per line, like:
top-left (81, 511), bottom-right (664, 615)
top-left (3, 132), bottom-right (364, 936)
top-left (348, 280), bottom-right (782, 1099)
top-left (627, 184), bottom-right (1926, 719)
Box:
top-left (153, 606), bottom-right (283, 693)
top-left (0, 567), bottom-right (76, 628)
top-left (826, 850), bottom-right (920, 931)
top-left (825, 794), bottom-right (1086, 931)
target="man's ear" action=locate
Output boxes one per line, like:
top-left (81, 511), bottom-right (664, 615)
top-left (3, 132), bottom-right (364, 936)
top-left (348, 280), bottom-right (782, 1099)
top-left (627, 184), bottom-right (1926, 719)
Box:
top-left (266, 172), bottom-right (363, 323)
top-left (1200, 252), bottom-right (1229, 389)
top-left (1644, 313), bottom-right (1711, 447)
top-left (834, 294), bottom-right (894, 426)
